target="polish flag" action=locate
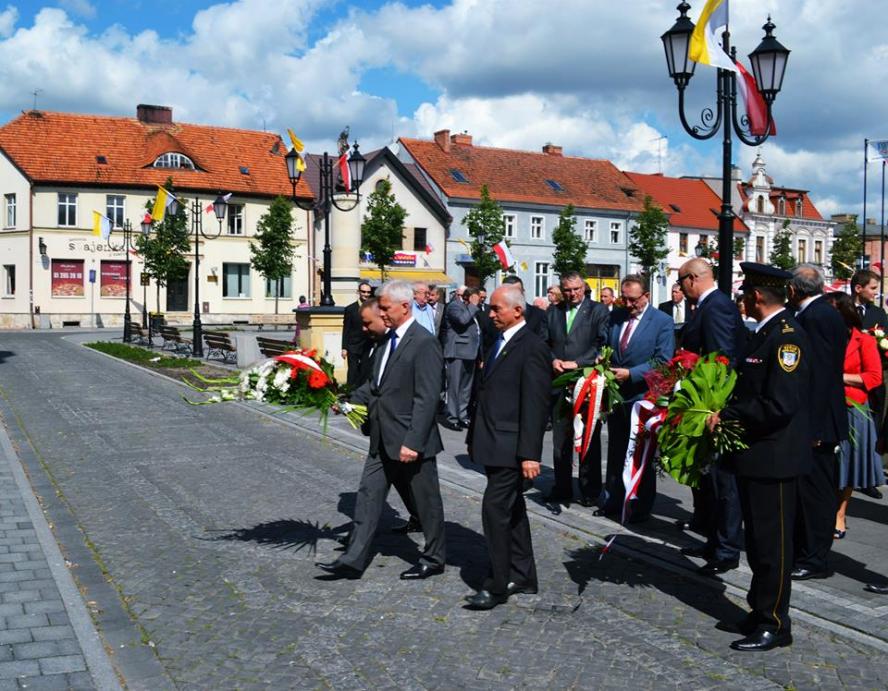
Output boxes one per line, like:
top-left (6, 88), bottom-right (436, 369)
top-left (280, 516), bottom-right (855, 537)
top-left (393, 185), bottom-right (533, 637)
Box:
top-left (736, 61), bottom-right (776, 137)
top-left (493, 240), bottom-right (515, 270)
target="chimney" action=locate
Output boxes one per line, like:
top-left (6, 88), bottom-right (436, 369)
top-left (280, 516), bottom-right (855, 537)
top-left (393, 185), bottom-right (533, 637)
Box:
top-left (542, 143), bottom-right (563, 156)
top-left (450, 132), bottom-right (473, 146)
top-left (137, 104), bottom-right (173, 125)
top-left (434, 129), bottom-right (451, 153)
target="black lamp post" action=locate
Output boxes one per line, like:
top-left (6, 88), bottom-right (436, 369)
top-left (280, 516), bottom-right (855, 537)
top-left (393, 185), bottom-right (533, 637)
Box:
top-left (662, 2), bottom-right (789, 293)
top-left (140, 215), bottom-right (152, 331)
top-left (121, 219), bottom-right (135, 343)
top-left (286, 142), bottom-right (366, 306)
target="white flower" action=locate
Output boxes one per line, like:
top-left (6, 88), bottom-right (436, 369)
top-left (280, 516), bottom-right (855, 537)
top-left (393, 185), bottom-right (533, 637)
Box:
top-left (272, 367), bottom-right (290, 391)
top-left (880, 338), bottom-right (888, 351)
top-left (875, 329), bottom-right (885, 338)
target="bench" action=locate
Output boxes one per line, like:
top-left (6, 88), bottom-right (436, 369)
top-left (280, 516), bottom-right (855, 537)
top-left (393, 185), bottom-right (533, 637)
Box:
top-left (127, 322), bottom-right (150, 346)
top-left (204, 331), bottom-right (237, 363)
top-left (249, 314), bottom-right (295, 330)
top-left (256, 336), bottom-right (295, 358)
top-left (160, 326), bottom-right (193, 354)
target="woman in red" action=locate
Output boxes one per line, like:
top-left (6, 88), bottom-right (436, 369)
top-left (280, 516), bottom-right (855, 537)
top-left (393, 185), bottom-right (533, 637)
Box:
top-left (823, 293), bottom-right (884, 538)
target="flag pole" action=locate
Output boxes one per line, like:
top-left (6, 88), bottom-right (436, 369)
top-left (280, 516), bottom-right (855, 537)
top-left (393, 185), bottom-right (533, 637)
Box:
top-left (863, 138), bottom-right (868, 268)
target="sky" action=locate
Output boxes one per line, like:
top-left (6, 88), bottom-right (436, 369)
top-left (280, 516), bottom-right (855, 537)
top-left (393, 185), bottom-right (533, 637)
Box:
top-left (0, 0), bottom-right (885, 220)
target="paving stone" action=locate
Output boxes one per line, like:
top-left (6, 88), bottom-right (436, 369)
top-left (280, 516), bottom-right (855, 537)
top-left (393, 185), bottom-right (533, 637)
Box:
top-left (0, 661), bottom-right (40, 679)
top-left (36, 656), bottom-right (86, 676)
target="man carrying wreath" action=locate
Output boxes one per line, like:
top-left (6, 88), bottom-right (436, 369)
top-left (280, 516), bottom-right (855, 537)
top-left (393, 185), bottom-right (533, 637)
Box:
top-left (706, 263), bottom-right (811, 652)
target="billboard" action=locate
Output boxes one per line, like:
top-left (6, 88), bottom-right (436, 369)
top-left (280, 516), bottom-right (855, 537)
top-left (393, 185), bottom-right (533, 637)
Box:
top-left (51, 259), bottom-right (85, 297)
top-left (100, 260), bottom-right (129, 298)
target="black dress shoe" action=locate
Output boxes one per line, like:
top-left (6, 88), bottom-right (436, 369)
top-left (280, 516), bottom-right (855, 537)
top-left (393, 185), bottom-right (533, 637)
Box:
top-left (698, 558), bottom-right (739, 576)
top-left (464, 590), bottom-right (509, 610)
top-left (592, 507), bottom-right (617, 517)
top-left (858, 486), bottom-right (883, 499)
top-left (443, 420), bottom-right (462, 431)
top-left (399, 564), bottom-right (444, 580)
top-left (314, 560), bottom-right (362, 579)
top-left (391, 516), bottom-right (422, 534)
top-left (506, 581), bottom-right (539, 596)
top-left (680, 544), bottom-right (710, 558)
top-left (459, 420), bottom-right (471, 430)
top-left (576, 497), bottom-right (596, 508)
top-left (790, 567), bottom-right (830, 581)
top-left (864, 583), bottom-right (888, 594)
top-left (729, 629), bottom-right (792, 651)
top-left (542, 493), bottom-right (571, 506)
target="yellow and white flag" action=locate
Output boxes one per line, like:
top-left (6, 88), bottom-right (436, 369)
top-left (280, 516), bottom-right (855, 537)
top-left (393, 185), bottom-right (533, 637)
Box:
top-left (92, 211), bottom-right (112, 241)
top-left (151, 186), bottom-right (178, 224)
top-left (287, 128), bottom-right (305, 152)
top-left (689, 0), bottom-right (738, 73)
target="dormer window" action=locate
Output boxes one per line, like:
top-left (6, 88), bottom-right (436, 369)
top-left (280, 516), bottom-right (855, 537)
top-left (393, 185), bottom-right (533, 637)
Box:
top-left (795, 199), bottom-right (803, 217)
top-left (756, 196), bottom-right (764, 214)
top-left (153, 152), bottom-right (195, 170)
top-left (777, 197), bottom-right (786, 216)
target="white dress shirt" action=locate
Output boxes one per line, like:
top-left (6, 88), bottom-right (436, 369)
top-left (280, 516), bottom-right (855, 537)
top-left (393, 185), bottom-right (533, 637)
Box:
top-left (618, 303), bottom-right (649, 348)
top-left (377, 317), bottom-right (415, 384)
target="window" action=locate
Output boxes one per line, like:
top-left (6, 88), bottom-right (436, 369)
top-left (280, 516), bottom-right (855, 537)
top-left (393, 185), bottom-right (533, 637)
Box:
top-left (610, 221), bottom-right (622, 244)
top-left (777, 197), bottom-right (786, 216)
top-left (413, 227), bottom-right (427, 252)
top-left (106, 195), bottom-right (125, 229)
top-left (265, 275), bottom-right (293, 298)
top-left (814, 240), bottom-right (823, 264)
top-left (222, 263), bottom-right (251, 297)
top-left (756, 196), bottom-right (764, 214)
top-left (530, 216), bottom-right (544, 240)
top-left (796, 199), bottom-right (804, 217)
top-left (3, 194), bottom-right (15, 228)
top-left (545, 179), bottom-right (564, 192)
top-left (534, 262), bottom-right (549, 299)
top-left (57, 193), bottom-right (77, 227)
top-left (756, 236), bottom-right (765, 263)
top-left (584, 219), bottom-right (597, 243)
top-left (503, 214), bottom-right (516, 239)
top-left (679, 232), bottom-right (688, 255)
top-left (2, 265), bottom-right (14, 296)
top-left (797, 238), bottom-right (807, 264)
top-left (51, 259), bottom-right (85, 296)
top-left (227, 204), bottom-right (244, 235)
top-left (153, 152), bottom-right (195, 169)
top-left (449, 169), bottom-right (469, 183)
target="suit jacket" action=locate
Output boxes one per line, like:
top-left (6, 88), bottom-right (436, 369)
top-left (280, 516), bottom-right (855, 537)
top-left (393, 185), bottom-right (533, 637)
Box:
top-left (341, 301), bottom-right (367, 353)
top-left (524, 302), bottom-right (548, 341)
top-left (351, 321), bottom-right (444, 459)
top-left (658, 299), bottom-right (688, 323)
top-left (795, 295), bottom-right (849, 444)
top-left (859, 302), bottom-right (888, 330)
top-left (468, 324), bottom-right (552, 467)
top-left (442, 298), bottom-right (481, 360)
top-left (609, 306), bottom-right (675, 402)
top-left (680, 289), bottom-right (746, 365)
top-left (723, 310), bottom-right (812, 478)
top-left (547, 297), bottom-right (609, 367)
top-left (431, 302), bottom-right (445, 334)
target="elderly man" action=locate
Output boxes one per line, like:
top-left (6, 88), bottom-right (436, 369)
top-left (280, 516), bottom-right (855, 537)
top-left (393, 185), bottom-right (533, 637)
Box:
top-left (443, 287), bottom-right (482, 430)
top-left (599, 286), bottom-right (615, 312)
top-left (659, 282), bottom-right (688, 325)
top-left (427, 285), bottom-right (445, 335)
top-left (412, 282), bottom-right (436, 335)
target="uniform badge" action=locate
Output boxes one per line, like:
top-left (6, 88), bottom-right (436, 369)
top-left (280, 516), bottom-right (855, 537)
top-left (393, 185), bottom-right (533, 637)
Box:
top-left (781, 322), bottom-right (794, 333)
top-left (778, 344), bottom-right (800, 372)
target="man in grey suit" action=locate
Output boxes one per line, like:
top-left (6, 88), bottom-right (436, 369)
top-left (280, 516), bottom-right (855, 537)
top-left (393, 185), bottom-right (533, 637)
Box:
top-left (546, 271), bottom-right (610, 505)
top-left (428, 285), bottom-right (445, 335)
top-left (442, 287), bottom-right (482, 430)
top-left (316, 280), bottom-right (447, 580)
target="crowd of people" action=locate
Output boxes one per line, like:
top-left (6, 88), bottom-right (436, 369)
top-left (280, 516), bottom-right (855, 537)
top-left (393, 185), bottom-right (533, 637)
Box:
top-left (320, 261), bottom-right (888, 653)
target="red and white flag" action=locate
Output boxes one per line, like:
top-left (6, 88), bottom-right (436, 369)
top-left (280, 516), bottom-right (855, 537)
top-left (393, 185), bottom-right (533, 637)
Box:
top-left (492, 240), bottom-right (515, 270)
top-left (736, 61), bottom-right (776, 137)
top-left (205, 193), bottom-right (233, 214)
top-left (338, 153), bottom-right (352, 193)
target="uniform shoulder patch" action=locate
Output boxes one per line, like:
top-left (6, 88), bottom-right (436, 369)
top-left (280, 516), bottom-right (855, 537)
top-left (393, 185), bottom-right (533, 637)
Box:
top-left (778, 343), bottom-right (801, 372)
top-left (781, 321), bottom-right (795, 333)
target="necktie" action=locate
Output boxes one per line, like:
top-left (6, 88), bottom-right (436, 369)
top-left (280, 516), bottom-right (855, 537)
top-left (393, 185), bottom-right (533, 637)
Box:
top-left (675, 302), bottom-right (683, 324)
top-left (619, 317), bottom-right (635, 354)
top-left (388, 329), bottom-right (399, 357)
top-left (566, 306), bottom-right (577, 333)
top-left (859, 304), bottom-right (866, 321)
top-left (488, 333), bottom-right (505, 365)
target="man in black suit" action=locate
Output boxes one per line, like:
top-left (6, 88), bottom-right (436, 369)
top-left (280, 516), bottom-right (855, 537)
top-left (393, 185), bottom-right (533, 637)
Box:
top-left (317, 280), bottom-right (446, 580)
top-left (658, 282), bottom-right (688, 325)
top-left (677, 258), bottom-right (746, 576)
top-left (501, 275), bottom-right (548, 340)
top-left (464, 285), bottom-right (551, 609)
top-left (546, 271), bottom-right (610, 505)
top-left (712, 262), bottom-right (811, 652)
top-left (788, 264), bottom-right (848, 581)
top-left (341, 281), bottom-right (373, 389)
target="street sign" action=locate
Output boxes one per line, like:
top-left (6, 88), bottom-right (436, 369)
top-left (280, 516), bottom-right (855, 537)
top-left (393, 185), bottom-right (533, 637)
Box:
top-left (140, 272), bottom-right (150, 287)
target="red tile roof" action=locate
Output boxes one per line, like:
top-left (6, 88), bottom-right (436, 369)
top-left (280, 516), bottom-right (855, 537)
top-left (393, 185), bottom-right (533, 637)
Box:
top-left (399, 136), bottom-right (644, 212)
top-left (624, 172), bottom-right (747, 233)
top-left (738, 183), bottom-right (824, 220)
top-left (0, 110), bottom-right (312, 200)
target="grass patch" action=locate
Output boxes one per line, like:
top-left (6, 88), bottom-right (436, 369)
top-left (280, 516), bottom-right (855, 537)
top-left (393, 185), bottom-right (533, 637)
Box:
top-left (85, 341), bottom-right (201, 368)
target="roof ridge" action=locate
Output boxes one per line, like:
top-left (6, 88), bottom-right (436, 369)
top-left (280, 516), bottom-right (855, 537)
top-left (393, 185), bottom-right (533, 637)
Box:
top-left (400, 137), bottom-right (612, 163)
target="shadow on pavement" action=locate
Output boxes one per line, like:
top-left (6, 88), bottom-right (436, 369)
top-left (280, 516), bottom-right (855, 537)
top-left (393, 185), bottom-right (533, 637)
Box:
top-left (0, 351), bottom-right (14, 364)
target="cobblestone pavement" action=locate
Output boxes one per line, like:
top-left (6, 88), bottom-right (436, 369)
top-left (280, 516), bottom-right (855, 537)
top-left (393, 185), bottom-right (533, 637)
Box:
top-left (0, 332), bottom-right (886, 689)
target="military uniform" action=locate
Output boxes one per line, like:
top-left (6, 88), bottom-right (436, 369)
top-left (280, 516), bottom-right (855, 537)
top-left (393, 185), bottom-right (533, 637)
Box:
top-left (721, 264), bottom-right (811, 649)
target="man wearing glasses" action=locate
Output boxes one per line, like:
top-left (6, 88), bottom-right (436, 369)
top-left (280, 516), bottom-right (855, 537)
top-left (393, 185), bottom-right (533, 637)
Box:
top-left (342, 282), bottom-right (374, 389)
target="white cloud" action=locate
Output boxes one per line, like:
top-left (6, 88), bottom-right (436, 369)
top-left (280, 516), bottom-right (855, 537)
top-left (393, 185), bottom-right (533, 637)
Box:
top-left (0, 5), bottom-right (16, 38)
top-left (57, 0), bottom-right (95, 19)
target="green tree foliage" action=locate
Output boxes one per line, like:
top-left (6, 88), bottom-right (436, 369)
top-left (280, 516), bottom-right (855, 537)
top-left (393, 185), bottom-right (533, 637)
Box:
top-left (769, 219), bottom-right (795, 270)
top-left (733, 237), bottom-right (745, 259)
top-left (461, 185), bottom-right (505, 286)
top-left (830, 218), bottom-right (863, 279)
top-left (360, 178), bottom-right (407, 279)
top-left (551, 205), bottom-right (587, 276)
top-left (136, 177), bottom-right (191, 313)
top-left (628, 195), bottom-right (669, 279)
top-left (250, 196), bottom-right (295, 314)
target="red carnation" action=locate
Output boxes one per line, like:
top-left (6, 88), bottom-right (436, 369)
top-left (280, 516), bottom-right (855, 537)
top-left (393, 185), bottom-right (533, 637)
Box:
top-left (670, 350), bottom-right (700, 370)
top-left (715, 355), bottom-right (730, 367)
top-left (307, 370), bottom-right (329, 389)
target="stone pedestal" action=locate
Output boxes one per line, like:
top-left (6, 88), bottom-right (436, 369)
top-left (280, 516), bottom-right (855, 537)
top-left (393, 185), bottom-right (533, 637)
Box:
top-left (328, 204), bottom-right (363, 306)
top-left (295, 306), bottom-right (347, 383)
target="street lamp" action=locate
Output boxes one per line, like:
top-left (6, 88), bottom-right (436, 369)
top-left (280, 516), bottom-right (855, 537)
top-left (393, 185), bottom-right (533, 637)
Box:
top-left (120, 219), bottom-right (136, 343)
top-left (139, 214), bottom-right (152, 333)
top-left (662, 3), bottom-right (790, 293)
top-left (286, 141), bottom-right (366, 306)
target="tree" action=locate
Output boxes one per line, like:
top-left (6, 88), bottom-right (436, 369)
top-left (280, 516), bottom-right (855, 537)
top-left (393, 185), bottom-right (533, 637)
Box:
top-left (136, 177), bottom-right (191, 314)
top-left (733, 237), bottom-right (745, 260)
top-left (461, 185), bottom-right (505, 287)
top-left (360, 178), bottom-right (406, 279)
top-left (769, 219), bottom-right (795, 270)
top-left (831, 218), bottom-right (863, 279)
top-left (628, 195), bottom-right (669, 279)
top-left (250, 196), bottom-right (295, 315)
top-left (551, 204), bottom-right (587, 276)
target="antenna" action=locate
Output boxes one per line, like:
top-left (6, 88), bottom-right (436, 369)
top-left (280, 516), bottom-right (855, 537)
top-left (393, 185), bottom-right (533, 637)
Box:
top-left (650, 135), bottom-right (668, 173)
top-left (32, 89), bottom-right (42, 111)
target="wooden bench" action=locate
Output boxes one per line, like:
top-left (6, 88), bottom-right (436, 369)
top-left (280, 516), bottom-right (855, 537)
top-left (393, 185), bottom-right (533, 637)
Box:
top-left (204, 331), bottom-right (237, 363)
top-left (256, 336), bottom-right (295, 358)
top-left (127, 322), bottom-right (150, 346)
top-left (249, 314), bottom-right (295, 330)
top-left (160, 326), bottom-right (193, 354)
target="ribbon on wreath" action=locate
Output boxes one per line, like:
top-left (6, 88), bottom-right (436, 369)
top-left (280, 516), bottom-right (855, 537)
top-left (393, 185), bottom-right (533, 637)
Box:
top-left (620, 399), bottom-right (668, 524)
top-left (274, 350), bottom-right (330, 388)
top-left (571, 371), bottom-right (605, 459)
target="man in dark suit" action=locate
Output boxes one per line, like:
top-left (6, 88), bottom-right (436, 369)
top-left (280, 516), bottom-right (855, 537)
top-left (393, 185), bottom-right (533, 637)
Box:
top-left (502, 275), bottom-right (548, 340)
top-left (788, 264), bottom-right (848, 581)
top-left (546, 271), bottom-right (610, 505)
top-left (712, 262), bottom-right (811, 652)
top-left (442, 287), bottom-right (482, 429)
top-left (464, 285), bottom-right (551, 609)
top-left (658, 282), bottom-right (688, 325)
top-left (598, 275), bottom-right (675, 521)
top-left (341, 281), bottom-right (373, 389)
top-left (428, 285), bottom-right (445, 335)
top-left (317, 280), bottom-right (446, 580)
top-left (677, 258), bottom-right (746, 576)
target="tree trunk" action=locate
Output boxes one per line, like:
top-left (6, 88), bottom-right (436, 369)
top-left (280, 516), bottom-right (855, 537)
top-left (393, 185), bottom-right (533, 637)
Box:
top-left (275, 277), bottom-right (280, 315)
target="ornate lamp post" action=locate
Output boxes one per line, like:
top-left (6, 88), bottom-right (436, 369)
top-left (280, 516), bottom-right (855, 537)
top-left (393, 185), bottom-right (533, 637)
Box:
top-left (139, 214), bottom-right (152, 332)
top-left (121, 219), bottom-right (135, 343)
top-left (286, 141), bottom-right (367, 306)
top-left (662, 2), bottom-right (790, 293)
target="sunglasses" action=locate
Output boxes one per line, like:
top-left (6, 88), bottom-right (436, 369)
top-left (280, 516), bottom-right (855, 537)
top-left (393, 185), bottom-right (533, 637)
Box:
top-left (678, 273), bottom-right (695, 283)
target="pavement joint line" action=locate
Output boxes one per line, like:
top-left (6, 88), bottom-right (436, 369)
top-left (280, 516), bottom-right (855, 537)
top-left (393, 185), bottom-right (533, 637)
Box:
top-left (0, 395), bottom-right (122, 690)
top-left (72, 334), bottom-right (888, 654)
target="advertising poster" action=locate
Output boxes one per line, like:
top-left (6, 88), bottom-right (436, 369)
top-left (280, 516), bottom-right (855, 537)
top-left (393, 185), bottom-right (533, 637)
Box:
top-left (51, 259), bottom-right (85, 297)
top-left (100, 260), bottom-right (129, 298)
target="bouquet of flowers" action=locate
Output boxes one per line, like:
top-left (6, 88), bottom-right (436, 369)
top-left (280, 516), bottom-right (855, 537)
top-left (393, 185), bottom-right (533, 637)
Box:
top-left (656, 353), bottom-right (747, 488)
top-left (642, 349), bottom-right (701, 406)
top-left (865, 326), bottom-right (888, 364)
top-left (184, 348), bottom-right (367, 430)
top-left (552, 346), bottom-right (623, 459)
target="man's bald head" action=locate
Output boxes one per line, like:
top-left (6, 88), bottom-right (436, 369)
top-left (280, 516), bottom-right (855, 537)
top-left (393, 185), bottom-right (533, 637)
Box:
top-left (678, 258), bottom-right (715, 300)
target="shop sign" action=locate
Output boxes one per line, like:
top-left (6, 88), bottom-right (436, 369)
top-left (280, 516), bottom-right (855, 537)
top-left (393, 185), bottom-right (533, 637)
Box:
top-left (100, 260), bottom-right (129, 298)
top-left (51, 259), bottom-right (85, 297)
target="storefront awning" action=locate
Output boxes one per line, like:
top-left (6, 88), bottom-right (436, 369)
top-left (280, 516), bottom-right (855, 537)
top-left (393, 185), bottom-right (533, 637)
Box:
top-left (359, 268), bottom-right (456, 286)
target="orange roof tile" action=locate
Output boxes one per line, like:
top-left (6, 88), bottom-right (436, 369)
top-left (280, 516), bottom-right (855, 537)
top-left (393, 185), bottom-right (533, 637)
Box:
top-left (738, 183), bottom-right (824, 221)
top-left (0, 110), bottom-right (312, 200)
top-left (399, 137), bottom-right (644, 212)
top-left (624, 172), bottom-right (747, 233)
